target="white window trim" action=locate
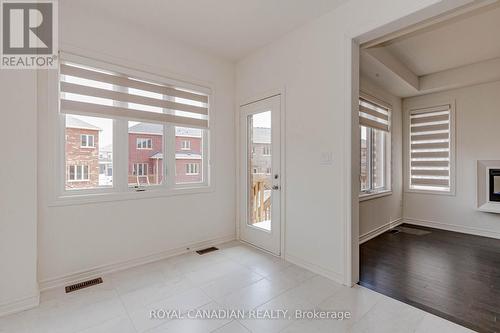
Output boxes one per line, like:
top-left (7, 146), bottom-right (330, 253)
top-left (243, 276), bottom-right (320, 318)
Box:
top-left (133, 163), bottom-right (148, 176)
top-left (359, 92), bottom-right (393, 200)
top-left (68, 165), bottom-right (90, 182)
top-left (80, 134), bottom-right (95, 148)
top-left (403, 100), bottom-right (456, 196)
top-left (44, 51), bottom-right (215, 206)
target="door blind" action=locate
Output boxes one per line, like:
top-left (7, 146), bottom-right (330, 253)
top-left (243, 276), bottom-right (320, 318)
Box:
top-left (359, 97), bottom-right (390, 132)
top-left (60, 62), bottom-right (209, 129)
top-left (409, 105), bottom-right (451, 191)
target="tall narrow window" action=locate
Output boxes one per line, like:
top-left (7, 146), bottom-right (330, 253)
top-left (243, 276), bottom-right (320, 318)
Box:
top-left (359, 94), bottom-right (391, 195)
top-left (408, 104), bottom-right (453, 193)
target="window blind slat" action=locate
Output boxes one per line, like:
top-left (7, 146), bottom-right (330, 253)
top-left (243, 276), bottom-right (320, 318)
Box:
top-left (411, 178), bottom-right (450, 187)
top-left (359, 98), bottom-right (390, 132)
top-left (359, 105), bottom-right (389, 121)
top-left (411, 113), bottom-right (449, 124)
top-left (61, 82), bottom-right (208, 115)
top-left (411, 160), bottom-right (449, 168)
top-left (411, 170), bottom-right (449, 177)
top-left (411, 123), bottom-right (449, 133)
top-left (60, 64), bottom-right (208, 103)
top-left (359, 117), bottom-right (389, 131)
top-left (411, 132), bottom-right (449, 141)
top-left (411, 151), bottom-right (449, 159)
top-left (60, 100), bottom-right (208, 129)
top-left (411, 142), bottom-right (449, 150)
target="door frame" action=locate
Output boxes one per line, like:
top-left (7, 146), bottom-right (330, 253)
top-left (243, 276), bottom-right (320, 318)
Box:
top-left (346, 0), bottom-right (489, 286)
top-left (237, 89), bottom-right (286, 257)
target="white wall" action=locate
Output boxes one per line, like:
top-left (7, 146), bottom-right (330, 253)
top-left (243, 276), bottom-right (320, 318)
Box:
top-left (36, 4), bottom-right (236, 285)
top-left (403, 80), bottom-right (500, 238)
top-left (236, 0), bottom-right (447, 283)
top-left (359, 77), bottom-right (403, 239)
top-left (0, 71), bottom-right (39, 314)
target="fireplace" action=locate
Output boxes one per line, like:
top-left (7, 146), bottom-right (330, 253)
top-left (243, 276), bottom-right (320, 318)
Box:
top-left (490, 169), bottom-right (500, 202)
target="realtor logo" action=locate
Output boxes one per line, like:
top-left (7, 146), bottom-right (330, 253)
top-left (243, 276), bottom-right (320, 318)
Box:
top-left (1, 0), bottom-right (58, 68)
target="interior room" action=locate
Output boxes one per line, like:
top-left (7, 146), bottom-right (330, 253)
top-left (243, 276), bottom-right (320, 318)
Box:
top-left (357, 3), bottom-right (500, 333)
top-left (0, 0), bottom-right (498, 332)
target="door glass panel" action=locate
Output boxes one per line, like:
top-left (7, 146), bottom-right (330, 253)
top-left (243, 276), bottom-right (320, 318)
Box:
top-left (248, 111), bottom-right (272, 231)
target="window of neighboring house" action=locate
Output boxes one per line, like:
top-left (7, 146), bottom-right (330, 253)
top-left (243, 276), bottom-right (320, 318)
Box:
top-left (136, 138), bottom-right (152, 149)
top-left (68, 165), bottom-right (89, 181)
top-left (181, 140), bottom-right (191, 150)
top-left (58, 58), bottom-right (210, 198)
top-left (407, 104), bottom-right (454, 194)
top-left (266, 167), bottom-right (272, 174)
top-left (186, 163), bottom-right (200, 175)
top-left (80, 134), bottom-right (95, 148)
top-left (133, 163), bottom-right (148, 176)
top-left (263, 146), bottom-right (271, 155)
top-left (359, 94), bottom-right (391, 197)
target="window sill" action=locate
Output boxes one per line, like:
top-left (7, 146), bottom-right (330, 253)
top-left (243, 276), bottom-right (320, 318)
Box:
top-left (49, 185), bottom-right (213, 207)
top-left (359, 190), bottom-right (392, 202)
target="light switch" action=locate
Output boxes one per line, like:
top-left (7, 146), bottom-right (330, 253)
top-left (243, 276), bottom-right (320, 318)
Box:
top-left (320, 152), bottom-right (334, 166)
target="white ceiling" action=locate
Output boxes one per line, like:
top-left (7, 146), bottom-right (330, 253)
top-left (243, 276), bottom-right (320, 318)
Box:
top-left (360, 4), bottom-right (500, 97)
top-left (63, 0), bottom-right (348, 61)
top-left (384, 5), bottom-right (500, 76)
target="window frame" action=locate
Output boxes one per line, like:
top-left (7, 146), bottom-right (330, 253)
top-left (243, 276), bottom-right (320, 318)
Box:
top-left (136, 138), bottom-right (152, 150)
top-left (181, 140), bottom-right (191, 150)
top-left (404, 100), bottom-right (456, 196)
top-left (80, 134), bottom-right (95, 148)
top-left (359, 93), bottom-right (393, 200)
top-left (46, 51), bottom-right (214, 206)
top-left (185, 163), bottom-right (200, 175)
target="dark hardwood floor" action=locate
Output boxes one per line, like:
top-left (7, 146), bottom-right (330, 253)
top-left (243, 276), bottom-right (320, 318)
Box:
top-left (360, 224), bottom-right (500, 333)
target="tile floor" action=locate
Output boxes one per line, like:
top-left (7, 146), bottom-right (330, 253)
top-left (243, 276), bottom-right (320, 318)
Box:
top-left (0, 241), bottom-right (475, 333)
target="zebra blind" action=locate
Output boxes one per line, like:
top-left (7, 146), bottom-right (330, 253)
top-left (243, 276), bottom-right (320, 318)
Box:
top-left (59, 62), bottom-right (209, 129)
top-left (409, 105), bottom-right (452, 191)
top-left (359, 97), bottom-right (390, 132)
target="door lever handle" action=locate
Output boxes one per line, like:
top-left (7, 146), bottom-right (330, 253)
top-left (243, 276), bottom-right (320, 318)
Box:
top-left (272, 185), bottom-right (280, 190)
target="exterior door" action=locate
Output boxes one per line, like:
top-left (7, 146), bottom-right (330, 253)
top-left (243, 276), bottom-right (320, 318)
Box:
top-left (240, 95), bottom-right (281, 255)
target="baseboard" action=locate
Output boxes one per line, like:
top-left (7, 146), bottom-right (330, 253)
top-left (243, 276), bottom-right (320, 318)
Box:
top-left (39, 234), bottom-right (235, 291)
top-left (0, 294), bottom-right (39, 318)
top-left (284, 253), bottom-right (345, 285)
top-left (359, 218), bottom-right (403, 244)
top-left (403, 218), bottom-right (500, 240)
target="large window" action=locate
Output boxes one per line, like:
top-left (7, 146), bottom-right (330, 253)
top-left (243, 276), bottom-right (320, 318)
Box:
top-left (359, 94), bottom-right (391, 196)
top-left (59, 57), bottom-right (210, 196)
top-left (407, 104), bottom-right (453, 193)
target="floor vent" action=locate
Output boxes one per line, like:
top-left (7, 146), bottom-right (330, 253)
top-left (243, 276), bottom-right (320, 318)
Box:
top-left (388, 229), bottom-right (400, 234)
top-left (65, 277), bottom-right (103, 293)
top-left (196, 246), bottom-right (219, 255)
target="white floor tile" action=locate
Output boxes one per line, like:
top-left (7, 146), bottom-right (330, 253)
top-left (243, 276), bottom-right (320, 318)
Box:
top-left (0, 242), bottom-right (474, 333)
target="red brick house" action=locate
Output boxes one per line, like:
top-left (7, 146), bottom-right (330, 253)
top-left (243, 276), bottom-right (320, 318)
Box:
top-left (128, 123), bottom-right (203, 185)
top-left (65, 116), bottom-right (100, 189)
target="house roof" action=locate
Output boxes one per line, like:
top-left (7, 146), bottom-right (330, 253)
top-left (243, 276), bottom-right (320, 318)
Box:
top-left (253, 127), bottom-right (271, 144)
top-left (128, 122), bottom-right (202, 137)
top-left (66, 115), bottom-right (101, 130)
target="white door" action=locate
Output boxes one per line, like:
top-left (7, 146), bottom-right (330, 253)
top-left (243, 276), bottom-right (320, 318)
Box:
top-left (240, 95), bottom-right (281, 255)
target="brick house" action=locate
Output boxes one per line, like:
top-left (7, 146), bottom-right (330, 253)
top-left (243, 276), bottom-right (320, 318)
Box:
top-left (65, 116), bottom-right (100, 189)
top-left (128, 123), bottom-right (203, 185)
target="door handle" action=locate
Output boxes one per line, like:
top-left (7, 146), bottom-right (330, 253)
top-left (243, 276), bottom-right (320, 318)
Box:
top-left (272, 185), bottom-right (280, 190)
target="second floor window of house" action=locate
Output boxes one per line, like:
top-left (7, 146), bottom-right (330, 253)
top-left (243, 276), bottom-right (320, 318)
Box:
top-left (136, 138), bottom-right (152, 149)
top-left (186, 163), bottom-right (200, 175)
top-left (59, 57), bottom-right (210, 194)
top-left (80, 134), bottom-right (94, 148)
top-left (359, 94), bottom-right (391, 196)
top-left (181, 140), bottom-right (191, 150)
